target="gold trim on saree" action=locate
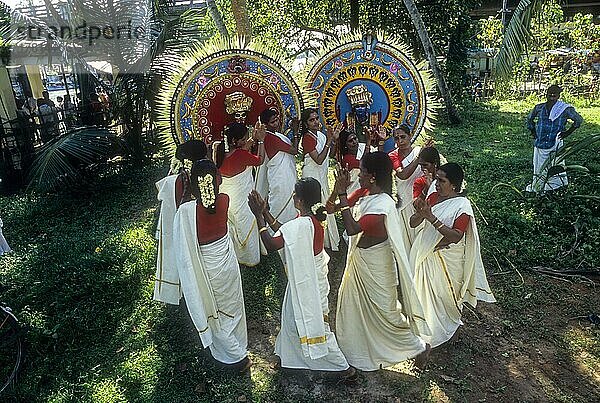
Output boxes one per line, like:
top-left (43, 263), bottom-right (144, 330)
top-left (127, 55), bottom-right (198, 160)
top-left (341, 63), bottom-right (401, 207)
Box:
top-left (299, 335), bottom-right (327, 345)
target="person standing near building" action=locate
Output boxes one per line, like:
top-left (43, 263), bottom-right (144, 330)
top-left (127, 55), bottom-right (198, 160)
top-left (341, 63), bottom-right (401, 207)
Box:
top-left (526, 85), bottom-right (583, 193)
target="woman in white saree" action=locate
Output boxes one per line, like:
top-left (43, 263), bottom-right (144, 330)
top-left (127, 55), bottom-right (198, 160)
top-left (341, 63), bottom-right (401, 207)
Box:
top-left (412, 147), bottom-right (441, 202)
top-left (154, 140), bottom-right (206, 305)
top-left (173, 159), bottom-right (249, 371)
top-left (247, 178), bottom-right (356, 381)
top-left (329, 152), bottom-right (430, 371)
top-left (410, 163), bottom-right (496, 348)
top-left (388, 125), bottom-right (424, 247)
top-left (260, 108), bottom-right (300, 225)
top-left (301, 108), bottom-right (340, 251)
top-left (217, 122), bottom-right (266, 267)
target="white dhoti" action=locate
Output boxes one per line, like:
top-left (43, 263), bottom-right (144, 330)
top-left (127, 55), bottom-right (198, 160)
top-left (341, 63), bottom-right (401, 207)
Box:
top-left (221, 167), bottom-right (260, 266)
top-left (275, 217), bottom-right (349, 371)
top-left (411, 197), bottom-right (496, 348)
top-left (174, 202), bottom-right (248, 364)
top-left (267, 132), bottom-right (298, 224)
top-left (336, 194), bottom-right (429, 371)
top-left (302, 130), bottom-right (340, 251)
top-left (527, 139), bottom-right (568, 192)
top-left (153, 174), bottom-right (182, 305)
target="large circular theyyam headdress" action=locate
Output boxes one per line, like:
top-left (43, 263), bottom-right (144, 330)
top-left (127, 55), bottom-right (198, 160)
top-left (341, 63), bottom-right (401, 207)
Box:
top-left (305, 32), bottom-right (438, 143)
top-left (155, 38), bottom-right (304, 148)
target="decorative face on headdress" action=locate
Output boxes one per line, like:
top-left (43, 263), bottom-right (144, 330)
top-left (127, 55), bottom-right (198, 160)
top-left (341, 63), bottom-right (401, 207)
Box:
top-left (346, 84), bottom-right (373, 126)
top-left (227, 56), bottom-right (248, 74)
top-left (224, 92), bottom-right (253, 124)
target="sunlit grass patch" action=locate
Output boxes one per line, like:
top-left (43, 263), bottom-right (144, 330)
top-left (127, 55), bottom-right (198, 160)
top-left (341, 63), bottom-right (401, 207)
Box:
top-left (86, 378), bottom-right (127, 403)
top-left (563, 327), bottom-right (600, 382)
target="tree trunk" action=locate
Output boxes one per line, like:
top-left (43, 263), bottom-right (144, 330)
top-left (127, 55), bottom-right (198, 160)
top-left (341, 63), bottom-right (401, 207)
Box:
top-left (350, 0), bottom-right (359, 31)
top-left (230, 0), bottom-right (252, 43)
top-left (401, 0), bottom-right (461, 124)
top-left (206, 0), bottom-right (230, 39)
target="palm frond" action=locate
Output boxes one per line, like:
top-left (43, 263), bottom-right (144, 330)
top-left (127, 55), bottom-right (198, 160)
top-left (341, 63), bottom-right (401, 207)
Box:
top-left (28, 128), bottom-right (123, 192)
top-left (491, 182), bottom-right (525, 198)
top-left (494, 0), bottom-right (543, 79)
top-left (541, 133), bottom-right (600, 172)
top-left (538, 133), bottom-right (600, 188)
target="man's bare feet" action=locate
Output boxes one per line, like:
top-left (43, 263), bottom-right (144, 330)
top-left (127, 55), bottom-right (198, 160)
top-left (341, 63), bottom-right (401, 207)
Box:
top-left (414, 343), bottom-right (431, 371)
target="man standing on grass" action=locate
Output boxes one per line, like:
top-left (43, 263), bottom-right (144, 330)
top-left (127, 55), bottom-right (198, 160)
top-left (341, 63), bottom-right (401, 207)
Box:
top-left (526, 84), bottom-right (583, 193)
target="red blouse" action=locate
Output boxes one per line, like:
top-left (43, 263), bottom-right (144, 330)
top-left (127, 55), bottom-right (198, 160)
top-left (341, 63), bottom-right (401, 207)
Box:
top-left (219, 149), bottom-right (261, 177)
top-left (196, 193), bottom-right (229, 245)
top-left (271, 215), bottom-right (325, 255)
top-left (346, 188), bottom-right (387, 238)
top-left (265, 132), bottom-right (292, 159)
top-left (342, 153), bottom-right (360, 170)
top-left (427, 192), bottom-right (470, 233)
top-left (413, 176), bottom-right (428, 199)
top-left (302, 134), bottom-right (317, 156)
top-left (388, 149), bottom-right (405, 171)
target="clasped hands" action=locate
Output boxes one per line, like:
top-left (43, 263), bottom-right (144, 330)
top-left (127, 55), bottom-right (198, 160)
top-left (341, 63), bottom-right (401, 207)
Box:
top-left (326, 123), bottom-right (343, 143)
top-left (364, 126), bottom-right (387, 145)
top-left (333, 166), bottom-right (351, 195)
top-left (413, 197), bottom-right (435, 222)
top-left (248, 190), bottom-right (268, 218)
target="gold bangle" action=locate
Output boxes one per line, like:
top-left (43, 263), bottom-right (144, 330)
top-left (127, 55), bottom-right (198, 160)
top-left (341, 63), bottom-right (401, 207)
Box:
top-left (268, 217), bottom-right (277, 226)
top-left (259, 227), bottom-right (268, 233)
top-left (340, 206), bottom-right (350, 212)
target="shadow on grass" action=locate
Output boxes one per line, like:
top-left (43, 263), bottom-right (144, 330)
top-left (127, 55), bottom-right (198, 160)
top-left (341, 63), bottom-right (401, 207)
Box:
top-left (0, 163), bottom-right (168, 401)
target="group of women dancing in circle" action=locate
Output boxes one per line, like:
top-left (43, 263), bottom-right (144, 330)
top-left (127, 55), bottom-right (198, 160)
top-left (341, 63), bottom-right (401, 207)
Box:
top-left (153, 107), bottom-right (495, 379)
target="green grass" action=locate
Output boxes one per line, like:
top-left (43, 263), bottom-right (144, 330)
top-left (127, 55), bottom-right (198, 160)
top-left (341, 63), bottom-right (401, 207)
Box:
top-left (0, 99), bottom-right (599, 402)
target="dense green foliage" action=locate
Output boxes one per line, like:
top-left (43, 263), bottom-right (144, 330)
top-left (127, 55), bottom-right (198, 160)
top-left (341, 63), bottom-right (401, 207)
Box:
top-left (485, 0), bottom-right (600, 95)
top-left (196, 0), bottom-right (481, 98)
top-left (442, 100), bottom-right (600, 272)
top-left (0, 100), bottom-right (598, 401)
top-left (365, 0), bottom-right (481, 99)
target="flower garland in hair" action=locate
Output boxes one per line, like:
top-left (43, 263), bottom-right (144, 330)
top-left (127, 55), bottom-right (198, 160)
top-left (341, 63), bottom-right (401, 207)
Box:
top-left (198, 174), bottom-right (216, 208)
top-left (310, 202), bottom-right (328, 228)
top-left (311, 202), bottom-right (325, 215)
top-left (169, 156), bottom-right (182, 174)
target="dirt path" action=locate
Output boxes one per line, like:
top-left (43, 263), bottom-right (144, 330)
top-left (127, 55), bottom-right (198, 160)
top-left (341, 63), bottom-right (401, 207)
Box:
top-left (244, 246), bottom-right (600, 402)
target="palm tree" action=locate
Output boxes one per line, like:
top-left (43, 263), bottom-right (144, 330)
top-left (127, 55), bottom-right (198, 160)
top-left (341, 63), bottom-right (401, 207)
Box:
top-left (401, 0), bottom-right (461, 124)
top-left (207, 0), bottom-right (229, 39)
top-left (231, 0), bottom-right (252, 41)
top-left (494, 0), bottom-right (544, 78)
